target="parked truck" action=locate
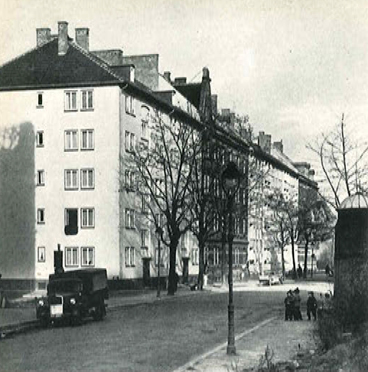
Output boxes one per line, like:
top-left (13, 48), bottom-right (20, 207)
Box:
top-left (36, 268), bottom-right (108, 326)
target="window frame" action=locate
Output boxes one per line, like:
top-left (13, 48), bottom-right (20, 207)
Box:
top-left (37, 170), bottom-right (45, 186)
top-left (65, 246), bottom-right (79, 267)
top-left (80, 89), bottom-right (94, 111)
top-left (37, 246), bottom-right (46, 263)
top-left (80, 168), bottom-right (95, 190)
top-left (80, 129), bottom-right (94, 150)
top-left (81, 207), bottom-right (95, 229)
top-left (81, 246), bottom-right (95, 267)
top-left (125, 95), bottom-right (136, 116)
top-left (36, 131), bottom-right (44, 147)
top-left (64, 90), bottom-right (78, 112)
top-left (125, 208), bottom-right (136, 229)
top-left (64, 130), bottom-right (79, 151)
top-left (125, 246), bottom-right (135, 267)
top-left (37, 92), bottom-right (44, 108)
top-left (37, 208), bottom-right (45, 224)
top-left (64, 169), bottom-right (79, 190)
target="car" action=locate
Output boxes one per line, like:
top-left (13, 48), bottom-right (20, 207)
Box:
top-left (36, 268), bottom-right (108, 326)
top-left (259, 271), bottom-right (283, 286)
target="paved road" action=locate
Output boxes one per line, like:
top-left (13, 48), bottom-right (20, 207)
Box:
top-left (0, 290), bottom-right (286, 372)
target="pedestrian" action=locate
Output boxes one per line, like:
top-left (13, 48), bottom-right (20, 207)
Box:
top-left (284, 290), bottom-right (294, 321)
top-left (297, 264), bottom-right (303, 279)
top-left (293, 288), bottom-right (302, 320)
top-left (325, 264), bottom-right (330, 277)
top-left (306, 291), bottom-right (318, 321)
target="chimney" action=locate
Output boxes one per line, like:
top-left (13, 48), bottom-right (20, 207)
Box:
top-left (163, 71), bottom-right (171, 83)
top-left (273, 140), bottom-right (283, 153)
top-left (211, 95), bottom-right (218, 117)
top-left (58, 21), bottom-right (69, 56)
top-left (75, 28), bottom-right (89, 51)
top-left (36, 28), bottom-right (51, 47)
top-left (174, 77), bottom-right (187, 85)
top-left (258, 131), bottom-right (271, 153)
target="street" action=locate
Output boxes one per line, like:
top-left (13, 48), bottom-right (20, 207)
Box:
top-left (0, 290), bottom-right (286, 372)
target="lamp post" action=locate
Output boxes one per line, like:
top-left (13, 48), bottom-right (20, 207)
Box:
top-left (221, 161), bottom-right (241, 355)
top-left (156, 226), bottom-right (163, 298)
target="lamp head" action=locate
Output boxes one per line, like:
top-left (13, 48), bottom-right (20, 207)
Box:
top-left (222, 161), bottom-right (242, 196)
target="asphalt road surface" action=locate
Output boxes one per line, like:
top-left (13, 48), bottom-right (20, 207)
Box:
top-left (0, 290), bottom-right (286, 372)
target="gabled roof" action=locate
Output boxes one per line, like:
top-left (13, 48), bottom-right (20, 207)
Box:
top-left (0, 39), bottom-right (122, 91)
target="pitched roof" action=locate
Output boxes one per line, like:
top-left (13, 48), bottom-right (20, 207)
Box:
top-left (173, 82), bottom-right (201, 109)
top-left (0, 39), bottom-right (122, 90)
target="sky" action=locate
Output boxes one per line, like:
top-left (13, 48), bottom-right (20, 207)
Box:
top-left (1, 0), bottom-right (368, 167)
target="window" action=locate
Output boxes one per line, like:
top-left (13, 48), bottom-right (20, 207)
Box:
top-left (81, 90), bottom-right (93, 110)
top-left (36, 131), bottom-right (44, 147)
top-left (141, 229), bottom-right (148, 248)
top-left (213, 213), bottom-right (220, 232)
top-left (125, 131), bottom-right (135, 152)
top-left (65, 130), bottom-right (78, 151)
top-left (141, 121), bottom-right (148, 139)
top-left (81, 208), bottom-right (95, 228)
top-left (37, 92), bottom-right (43, 107)
top-left (65, 208), bottom-right (78, 235)
top-left (65, 91), bottom-right (77, 111)
top-left (38, 246), bottom-right (46, 262)
top-left (125, 95), bottom-right (135, 115)
top-left (81, 169), bottom-right (94, 189)
top-left (65, 169), bottom-right (78, 190)
top-left (125, 170), bottom-right (135, 191)
top-left (125, 247), bottom-right (135, 267)
top-left (37, 170), bottom-right (45, 186)
top-left (81, 247), bottom-right (95, 267)
top-left (37, 208), bottom-right (45, 224)
top-left (213, 248), bottom-right (220, 266)
top-left (235, 249), bottom-right (240, 265)
top-left (192, 248), bottom-right (199, 265)
top-left (81, 129), bottom-right (94, 150)
top-left (141, 194), bottom-right (149, 214)
top-left (65, 247), bottom-right (79, 267)
top-left (125, 209), bottom-right (135, 229)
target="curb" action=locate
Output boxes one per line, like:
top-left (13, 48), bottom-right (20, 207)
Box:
top-left (172, 316), bottom-right (277, 372)
top-left (0, 289), bottom-right (208, 338)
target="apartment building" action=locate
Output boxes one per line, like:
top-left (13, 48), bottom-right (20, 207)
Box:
top-left (0, 22), bottom-right (207, 290)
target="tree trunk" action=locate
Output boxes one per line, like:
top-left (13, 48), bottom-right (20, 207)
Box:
top-left (291, 234), bottom-right (297, 279)
top-left (167, 239), bottom-right (179, 295)
top-left (281, 245), bottom-right (285, 278)
top-left (197, 237), bottom-right (205, 290)
top-left (303, 240), bottom-right (309, 279)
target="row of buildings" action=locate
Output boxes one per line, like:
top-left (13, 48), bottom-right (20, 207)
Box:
top-left (0, 22), bottom-right (318, 290)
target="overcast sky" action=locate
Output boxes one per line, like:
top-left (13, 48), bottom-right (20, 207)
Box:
top-left (1, 0), bottom-right (368, 165)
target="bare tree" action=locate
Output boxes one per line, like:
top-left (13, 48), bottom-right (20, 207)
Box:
top-left (126, 109), bottom-right (200, 295)
top-left (307, 114), bottom-right (368, 209)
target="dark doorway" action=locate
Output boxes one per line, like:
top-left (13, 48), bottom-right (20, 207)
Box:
top-left (65, 208), bottom-right (78, 235)
top-left (142, 258), bottom-right (151, 287)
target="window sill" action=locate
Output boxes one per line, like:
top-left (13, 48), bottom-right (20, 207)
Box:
top-left (64, 109), bottom-right (78, 113)
top-left (65, 188), bottom-right (79, 191)
top-left (36, 144), bottom-right (44, 148)
top-left (36, 105), bottom-right (44, 109)
top-left (81, 187), bottom-right (95, 191)
top-left (81, 226), bottom-right (95, 229)
top-left (80, 108), bottom-right (94, 112)
top-left (125, 111), bottom-right (136, 117)
top-left (81, 264), bottom-right (95, 268)
top-left (37, 184), bottom-right (45, 187)
top-left (81, 148), bottom-right (95, 151)
top-left (37, 222), bottom-right (45, 225)
top-left (64, 149), bottom-right (79, 152)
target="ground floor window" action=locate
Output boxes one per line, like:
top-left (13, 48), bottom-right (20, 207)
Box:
top-left (81, 246), bottom-right (95, 266)
top-left (65, 246), bottom-right (79, 267)
top-left (125, 247), bottom-right (135, 267)
top-left (192, 248), bottom-right (199, 265)
top-left (37, 246), bottom-right (46, 262)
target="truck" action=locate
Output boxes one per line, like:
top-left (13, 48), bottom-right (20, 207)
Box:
top-left (36, 268), bottom-right (108, 326)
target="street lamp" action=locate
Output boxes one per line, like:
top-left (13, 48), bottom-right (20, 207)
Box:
top-left (156, 226), bottom-right (163, 298)
top-left (221, 161), bottom-right (242, 355)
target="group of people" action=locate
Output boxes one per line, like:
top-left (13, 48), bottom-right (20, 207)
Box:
top-left (284, 288), bottom-right (318, 321)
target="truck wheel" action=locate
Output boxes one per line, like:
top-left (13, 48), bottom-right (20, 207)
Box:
top-left (93, 303), bottom-right (105, 321)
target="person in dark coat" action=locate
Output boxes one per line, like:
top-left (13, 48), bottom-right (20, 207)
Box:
top-left (284, 290), bottom-right (294, 321)
top-left (293, 288), bottom-right (302, 320)
top-left (307, 291), bottom-right (318, 321)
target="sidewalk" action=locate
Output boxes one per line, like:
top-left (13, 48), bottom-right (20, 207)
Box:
top-left (0, 285), bottom-right (202, 336)
top-left (174, 317), bottom-right (318, 372)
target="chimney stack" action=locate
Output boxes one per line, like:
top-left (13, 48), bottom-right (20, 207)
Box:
top-left (258, 131), bottom-right (272, 153)
top-left (58, 21), bottom-right (69, 56)
top-left (174, 77), bottom-right (187, 85)
top-left (75, 28), bottom-right (89, 51)
top-left (36, 28), bottom-right (51, 47)
top-left (163, 71), bottom-right (171, 83)
top-left (273, 140), bottom-right (283, 153)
